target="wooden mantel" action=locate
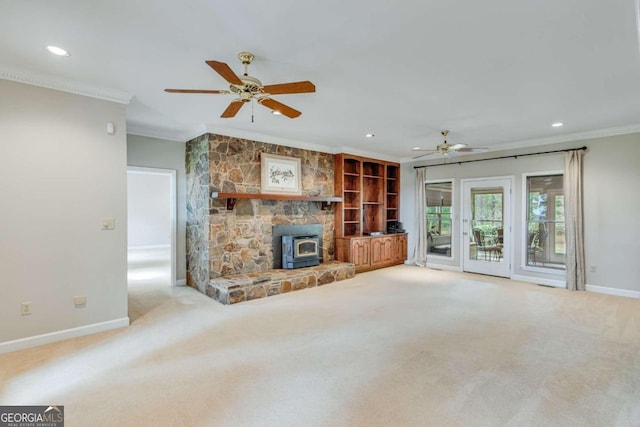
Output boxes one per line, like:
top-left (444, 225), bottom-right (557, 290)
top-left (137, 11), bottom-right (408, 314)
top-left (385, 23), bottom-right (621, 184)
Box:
top-left (210, 192), bottom-right (343, 210)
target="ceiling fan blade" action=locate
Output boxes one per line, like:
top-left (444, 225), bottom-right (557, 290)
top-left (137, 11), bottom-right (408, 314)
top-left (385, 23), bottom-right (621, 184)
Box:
top-left (457, 147), bottom-right (489, 153)
top-left (258, 97), bottom-right (302, 118)
top-left (206, 60), bottom-right (243, 85)
top-left (220, 100), bottom-right (245, 118)
top-left (165, 89), bottom-right (231, 94)
top-left (262, 81), bottom-right (316, 95)
top-left (450, 143), bottom-right (467, 150)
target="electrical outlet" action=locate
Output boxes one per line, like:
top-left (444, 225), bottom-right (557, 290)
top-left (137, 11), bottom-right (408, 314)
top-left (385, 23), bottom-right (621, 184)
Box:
top-left (21, 302), bottom-right (31, 316)
top-left (590, 265), bottom-right (597, 273)
top-left (101, 218), bottom-right (115, 230)
top-left (74, 296), bottom-right (87, 306)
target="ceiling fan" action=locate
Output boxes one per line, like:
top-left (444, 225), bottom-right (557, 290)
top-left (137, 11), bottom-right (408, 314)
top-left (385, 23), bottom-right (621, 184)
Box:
top-left (164, 52), bottom-right (315, 119)
top-left (411, 130), bottom-right (489, 159)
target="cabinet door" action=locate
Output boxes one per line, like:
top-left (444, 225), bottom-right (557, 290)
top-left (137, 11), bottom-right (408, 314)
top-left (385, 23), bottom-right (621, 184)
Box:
top-left (371, 236), bottom-right (394, 265)
top-left (350, 238), bottom-right (370, 269)
top-left (382, 236), bottom-right (394, 262)
top-left (370, 237), bottom-right (383, 265)
top-left (393, 234), bottom-right (408, 263)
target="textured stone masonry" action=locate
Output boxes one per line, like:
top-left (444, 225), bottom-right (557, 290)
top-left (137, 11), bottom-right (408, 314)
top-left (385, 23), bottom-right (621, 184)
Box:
top-left (186, 133), bottom-right (337, 294)
top-left (207, 261), bottom-right (355, 305)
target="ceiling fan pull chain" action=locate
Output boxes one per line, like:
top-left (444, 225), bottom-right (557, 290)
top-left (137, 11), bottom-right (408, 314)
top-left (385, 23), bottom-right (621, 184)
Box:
top-left (251, 98), bottom-right (254, 123)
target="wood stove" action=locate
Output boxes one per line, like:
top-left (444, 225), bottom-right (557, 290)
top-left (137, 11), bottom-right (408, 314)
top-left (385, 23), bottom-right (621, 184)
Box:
top-left (281, 234), bottom-right (320, 269)
top-left (272, 224), bottom-right (323, 269)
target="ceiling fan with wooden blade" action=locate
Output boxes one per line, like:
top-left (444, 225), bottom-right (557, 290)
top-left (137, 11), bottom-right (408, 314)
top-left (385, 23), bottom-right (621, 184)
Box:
top-left (165, 52), bottom-right (315, 119)
top-left (411, 130), bottom-right (489, 159)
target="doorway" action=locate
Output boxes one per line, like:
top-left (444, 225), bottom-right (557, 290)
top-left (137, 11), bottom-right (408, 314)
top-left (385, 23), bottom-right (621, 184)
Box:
top-left (127, 167), bottom-right (176, 287)
top-left (462, 177), bottom-right (512, 277)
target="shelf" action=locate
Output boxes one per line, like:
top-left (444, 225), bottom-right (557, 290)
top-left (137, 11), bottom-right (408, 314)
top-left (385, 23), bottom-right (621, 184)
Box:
top-left (387, 192), bottom-right (397, 196)
top-left (211, 192), bottom-right (342, 210)
top-left (343, 189), bottom-right (360, 193)
top-left (344, 172), bottom-right (360, 176)
top-left (344, 207), bottom-right (360, 210)
top-left (363, 202), bottom-right (383, 205)
top-left (363, 175), bottom-right (383, 179)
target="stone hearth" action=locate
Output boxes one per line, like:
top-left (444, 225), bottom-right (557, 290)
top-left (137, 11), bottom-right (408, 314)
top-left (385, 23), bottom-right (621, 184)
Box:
top-left (207, 261), bottom-right (355, 305)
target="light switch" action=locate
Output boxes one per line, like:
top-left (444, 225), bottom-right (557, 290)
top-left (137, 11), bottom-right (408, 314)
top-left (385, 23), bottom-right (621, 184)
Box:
top-left (101, 218), bottom-right (115, 230)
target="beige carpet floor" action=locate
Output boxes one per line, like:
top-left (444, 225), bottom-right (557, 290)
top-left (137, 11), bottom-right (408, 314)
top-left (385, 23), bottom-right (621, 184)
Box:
top-left (1, 266), bottom-right (639, 427)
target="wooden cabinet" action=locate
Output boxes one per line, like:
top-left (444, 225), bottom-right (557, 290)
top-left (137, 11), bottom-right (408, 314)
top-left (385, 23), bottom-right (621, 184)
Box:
top-left (336, 234), bottom-right (407, 273)
top-left (371, 236), bottom-right (394, 265)
top-left (393, 234), bottom-right (408, 263)
top-left (334, 153), bottom-right (406, 272)
top-left (336, 237), bottom-right (370, 271)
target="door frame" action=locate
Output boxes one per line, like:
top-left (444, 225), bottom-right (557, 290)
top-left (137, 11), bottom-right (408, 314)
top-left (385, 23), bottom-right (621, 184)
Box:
top-left (127, 166), bottom-right (177, 286)
top-left (460, 176), bottom-right (514, 278)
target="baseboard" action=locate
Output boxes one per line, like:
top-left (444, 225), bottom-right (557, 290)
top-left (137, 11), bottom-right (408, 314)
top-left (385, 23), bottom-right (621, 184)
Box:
top-left (0, 317), bottom-right (130, 355)
top-left (425, 262), bottom-right (463, 272)
top-left (128, 244), bottom-right (171, 250)
top-left (586, 284), bottom-right (640, 299)
top-left (512, 274), bottom-right (566, 288)
top-left (176, 279), bottom-right (187, 286)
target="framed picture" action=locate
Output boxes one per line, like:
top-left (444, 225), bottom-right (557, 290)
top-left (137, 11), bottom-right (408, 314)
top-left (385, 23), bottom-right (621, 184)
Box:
top-left (261, 153), bottom-right (302, 195)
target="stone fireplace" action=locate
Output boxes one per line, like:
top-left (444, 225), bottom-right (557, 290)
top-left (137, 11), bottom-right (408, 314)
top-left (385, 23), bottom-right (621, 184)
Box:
top-left (186, 133), bottom-right (336, 293)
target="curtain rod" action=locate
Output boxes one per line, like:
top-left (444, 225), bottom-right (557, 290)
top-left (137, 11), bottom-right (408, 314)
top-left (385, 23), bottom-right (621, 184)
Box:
top-left (413, 146), bottom-right (587, 169)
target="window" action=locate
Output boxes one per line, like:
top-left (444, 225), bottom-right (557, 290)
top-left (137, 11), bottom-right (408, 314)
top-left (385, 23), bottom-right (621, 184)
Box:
top-left (426, 181), bottom-right (453, 256)
top-left (526, 174), bottom-right (565, 269)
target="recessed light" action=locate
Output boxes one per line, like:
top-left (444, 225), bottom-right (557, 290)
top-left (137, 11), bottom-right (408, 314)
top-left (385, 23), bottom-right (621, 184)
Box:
top-left (271, 110), bottom-right (282, 115)
top-left (551, 122), bottom-right (564, 127)
top-left (46, 45), bottom-right (70, 56)
top-left (365, 133), bottom-right (375, 138)
top-left (412, 146), bottom-right (421, 151)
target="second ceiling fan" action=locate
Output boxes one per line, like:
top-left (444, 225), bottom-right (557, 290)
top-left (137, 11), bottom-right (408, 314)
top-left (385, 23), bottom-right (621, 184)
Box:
top-left (412, 130), bottom-right (489, 159)
top-left (165, 52), bottom-right (315, 119)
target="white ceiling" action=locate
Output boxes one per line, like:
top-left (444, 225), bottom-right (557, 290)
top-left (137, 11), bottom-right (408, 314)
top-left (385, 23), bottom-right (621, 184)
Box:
top-left (2, 0), bottom-right (640, 161)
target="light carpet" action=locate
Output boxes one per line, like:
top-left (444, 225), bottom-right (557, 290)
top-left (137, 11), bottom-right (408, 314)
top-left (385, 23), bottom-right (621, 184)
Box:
top-left (1, 266), bottom-right (639, 426)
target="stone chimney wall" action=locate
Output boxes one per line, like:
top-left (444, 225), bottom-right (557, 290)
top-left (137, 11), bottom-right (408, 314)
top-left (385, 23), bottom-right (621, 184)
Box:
top-left (186, 133), bottom-right (335, 292)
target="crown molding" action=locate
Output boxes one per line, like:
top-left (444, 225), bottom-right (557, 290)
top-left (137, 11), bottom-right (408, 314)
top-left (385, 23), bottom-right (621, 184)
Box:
top-left (401, 124), bottom-right (640, 163)
top-left (204, 125), bottom-right (337, 154)
top-left (486, 124), bottom-right (640, 153)
top-left (0, 65), bottom-right (132, 104)
top-left (127, 121), bottom-right (205, 142)
top-left (335, 145), bottom-right (402, 163)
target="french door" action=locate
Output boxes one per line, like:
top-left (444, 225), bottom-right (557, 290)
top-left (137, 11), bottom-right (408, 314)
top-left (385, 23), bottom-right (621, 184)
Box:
top-left (462, 178), bottom-right (512, 277)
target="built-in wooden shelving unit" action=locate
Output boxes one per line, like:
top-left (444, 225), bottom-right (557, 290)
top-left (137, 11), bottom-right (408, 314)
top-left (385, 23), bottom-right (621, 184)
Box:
top-left (333, 154), bottom-right (407, 272)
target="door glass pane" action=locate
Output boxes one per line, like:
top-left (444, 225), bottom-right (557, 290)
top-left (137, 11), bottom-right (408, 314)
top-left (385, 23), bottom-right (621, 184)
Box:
top-left (425, 181), bottom-right (452, 256)
top-left (526, 175), bottom-right (565, 269)
top-left (470, 188), bottom-right (503, 263)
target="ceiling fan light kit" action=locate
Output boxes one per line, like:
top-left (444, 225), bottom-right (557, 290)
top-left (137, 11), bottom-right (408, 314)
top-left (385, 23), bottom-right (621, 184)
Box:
top-left (165, 51), bottom-right (315, 119)
top-left (411, 130), bottom-right (489, 159)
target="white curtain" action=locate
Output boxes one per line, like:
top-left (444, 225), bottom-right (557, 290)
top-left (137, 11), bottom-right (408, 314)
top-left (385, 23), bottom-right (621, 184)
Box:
top-left (411, 167), bottom-right (428, 266)
top-left (564, 150), bottom-right (586, 291)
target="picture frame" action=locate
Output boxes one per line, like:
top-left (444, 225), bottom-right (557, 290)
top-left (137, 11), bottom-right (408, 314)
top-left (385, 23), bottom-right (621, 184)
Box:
top-left (261, 153), bottom-right (302, 195)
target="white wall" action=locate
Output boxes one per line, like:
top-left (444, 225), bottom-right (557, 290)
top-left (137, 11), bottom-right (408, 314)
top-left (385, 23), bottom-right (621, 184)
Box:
top-left (0, 80), bottom-right (129, 349)
top-left (126, 134), bottom-right (186, 281)
top-left (401, 133), bottom-right (640, 294)
top-left (127, 172), bottom-right (171, 247)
